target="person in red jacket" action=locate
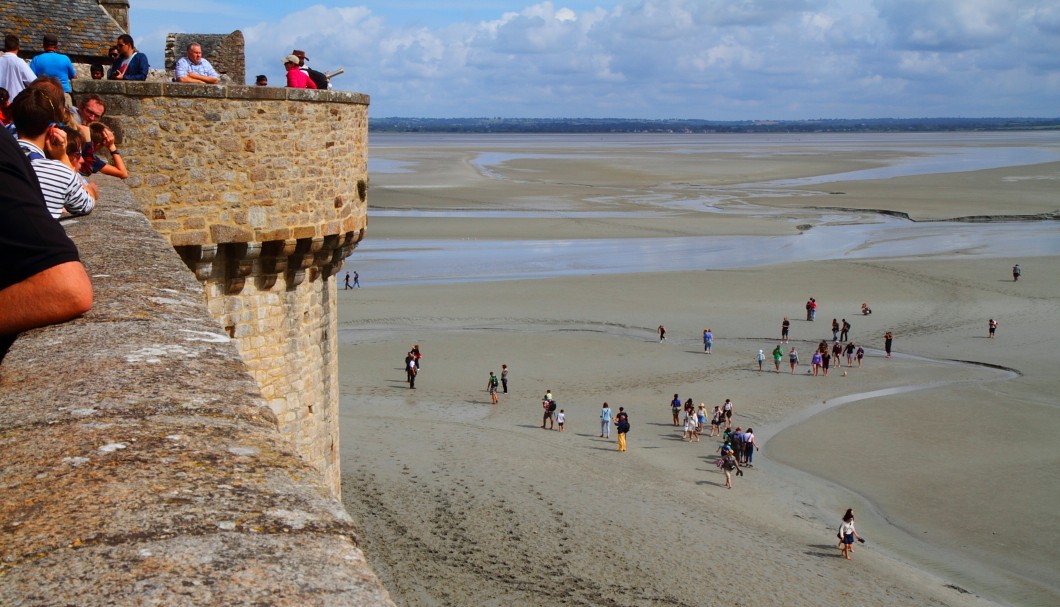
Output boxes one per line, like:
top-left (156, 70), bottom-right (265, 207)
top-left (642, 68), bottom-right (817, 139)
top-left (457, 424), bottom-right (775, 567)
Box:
top-left (283, 55), bottom-right (316, 89)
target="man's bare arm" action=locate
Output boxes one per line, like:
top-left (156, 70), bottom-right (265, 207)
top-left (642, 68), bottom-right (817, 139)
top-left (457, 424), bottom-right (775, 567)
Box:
top-left (0, 261), bottom-right (93, 335)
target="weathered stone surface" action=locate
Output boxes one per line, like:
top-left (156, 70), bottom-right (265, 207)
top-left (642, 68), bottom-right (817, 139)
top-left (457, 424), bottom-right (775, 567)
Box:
top-left (0, 180), bottom-right (392, 606)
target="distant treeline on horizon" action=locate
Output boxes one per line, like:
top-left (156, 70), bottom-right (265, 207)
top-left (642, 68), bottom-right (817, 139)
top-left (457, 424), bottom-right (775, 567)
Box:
top-left (369, 117), bottom-right (1060, 134)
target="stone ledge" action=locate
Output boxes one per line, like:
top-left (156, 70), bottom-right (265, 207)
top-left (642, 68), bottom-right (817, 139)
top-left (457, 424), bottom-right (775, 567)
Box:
top-left (73, 80), bottom-right (371, 105)
top-left (0, 178), bottom-right (392, 606)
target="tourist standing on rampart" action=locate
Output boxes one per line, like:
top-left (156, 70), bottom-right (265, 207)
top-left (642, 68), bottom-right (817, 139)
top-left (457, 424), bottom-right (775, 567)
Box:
top-left (283, 54), bottom-right (316, 89)
top-left (75, 95), bottom-right (127, 179)
top-left (174, 43), bottom-right (220, 84)
top-left (108, 34), bottom-right (149, 81)
top-left (12, 85), bottom-right (96, 218)
top-left (28, 34), bottom-right (75, 106)
top-left (0, 35), bottom-right (36, 99)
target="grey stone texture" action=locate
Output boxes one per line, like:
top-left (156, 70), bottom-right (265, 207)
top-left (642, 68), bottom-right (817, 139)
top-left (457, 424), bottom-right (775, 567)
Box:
top-left (0, 179), bottom-right (393, 606)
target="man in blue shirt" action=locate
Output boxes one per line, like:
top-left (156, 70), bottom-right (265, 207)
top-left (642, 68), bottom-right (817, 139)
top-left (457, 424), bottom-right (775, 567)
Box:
top-left (28, 34), bottom-right (75, 104)
top-left (108, 34), bottom-right (149, 81)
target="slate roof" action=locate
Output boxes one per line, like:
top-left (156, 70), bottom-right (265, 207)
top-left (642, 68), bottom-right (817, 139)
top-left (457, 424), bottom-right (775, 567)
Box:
top-left (1, 0), bottom-right (126, 61)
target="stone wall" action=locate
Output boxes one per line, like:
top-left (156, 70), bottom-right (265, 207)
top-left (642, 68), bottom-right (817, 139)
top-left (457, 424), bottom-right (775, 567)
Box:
top-left (72, 80), bottom-right (369, 498)
top-left (0, 177), bottom-right (392, 606)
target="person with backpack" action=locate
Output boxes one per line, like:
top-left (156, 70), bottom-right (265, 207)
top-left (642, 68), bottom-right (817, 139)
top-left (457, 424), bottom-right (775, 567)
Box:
top-left (542, 397), bottom-right (556, 429)
top-left (486, 371), bottom-right (499, 404)
top-left (292, 50), bottom-right (329, 90)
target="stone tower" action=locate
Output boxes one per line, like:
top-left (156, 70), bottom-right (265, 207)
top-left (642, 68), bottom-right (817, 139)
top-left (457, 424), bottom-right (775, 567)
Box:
top-left (80, 80), bottom-right (369, 496)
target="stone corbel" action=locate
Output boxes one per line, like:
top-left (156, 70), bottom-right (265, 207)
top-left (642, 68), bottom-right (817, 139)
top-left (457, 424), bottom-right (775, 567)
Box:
top-left (223, 242), bottom-right (261, 294)
top-left (175, 244), bottom-right (218, 281)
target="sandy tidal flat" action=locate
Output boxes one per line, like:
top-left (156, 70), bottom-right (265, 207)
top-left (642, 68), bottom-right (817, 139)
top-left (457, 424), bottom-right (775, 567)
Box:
top-left (337, 133), bottom-right (1060, 607)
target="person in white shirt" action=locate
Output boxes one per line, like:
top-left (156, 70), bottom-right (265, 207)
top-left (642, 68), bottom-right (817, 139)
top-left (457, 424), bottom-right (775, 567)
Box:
top-left (174, 43), bottom-right (219, 84)
top-left (0, 35), bottom-right (36, 98)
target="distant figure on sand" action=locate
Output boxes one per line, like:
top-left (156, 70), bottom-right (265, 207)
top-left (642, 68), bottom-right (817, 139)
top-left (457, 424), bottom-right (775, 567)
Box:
top-left (600, 402), bottom-right (613, 438)
top-left (1012, 264), bottom-right (1021, 281)
top-left (861, 302), bottom-right (872, 315)
top-left (671, 393), bottom-right (682, 426)
top-left (720, 449), bottom-right (741, 489)
top-left (487, 371), bottom-right (499, 404)
top-left (615, 408), bottom-right (630, 451)
top-left (832, 318), bottom-right (840, 341)
top-left (353, 271), bottom-right (360, 287)
top-left (856, 345), bottom-right (865, 368)
top-left (781, 317), bottom-right (790, 342)
top-left (756, 349), bottom-right (765, 371)
top-left (840, 319), bottom-right (851, 342)
top-left (772, 345), bottom-right (784, 372)
top-left (789, 347), bottom-right (799, 374)
top-left (884, 331), bottom-right (894, 358)
top-left (722, 398), bottom-right (734, 429)
top-left (343, 271), bottom-right (350, 289)
top-left (988, 319), bottom-right (998, 338)
top-left (542, 397), bottom-right (556, 429)
top-left (501, 364), bottom-right (509, 393)
top-left (703, 328), bottom-right (713, 353)
top-left (658, 325), bottom-right (666, 342)
top-left (556, 409), bottom-right (565, 431)
top-left (838, 509), bottom-right (863, 560)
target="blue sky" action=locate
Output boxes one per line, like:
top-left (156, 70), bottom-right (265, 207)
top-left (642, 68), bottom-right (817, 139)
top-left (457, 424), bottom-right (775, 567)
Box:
top-left (130, 0), bottom-right (1060, 119)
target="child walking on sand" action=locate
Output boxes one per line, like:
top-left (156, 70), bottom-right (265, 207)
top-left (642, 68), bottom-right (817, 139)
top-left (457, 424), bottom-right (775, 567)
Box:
top-left (556, 409), bottom-right (565, 431)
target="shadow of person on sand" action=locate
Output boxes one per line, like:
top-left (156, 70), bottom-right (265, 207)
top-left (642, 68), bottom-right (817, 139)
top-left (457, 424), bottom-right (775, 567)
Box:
top-left (805, 544), bottom-right (845, 559)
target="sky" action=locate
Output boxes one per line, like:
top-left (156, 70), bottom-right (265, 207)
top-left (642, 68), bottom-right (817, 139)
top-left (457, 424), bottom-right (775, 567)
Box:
top-left (129, 0), bottom-right (1060, 120)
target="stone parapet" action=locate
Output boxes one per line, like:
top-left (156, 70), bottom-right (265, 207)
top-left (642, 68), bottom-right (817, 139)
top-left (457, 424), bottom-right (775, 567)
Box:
top-left (0, 178), bottom-right (392, 606)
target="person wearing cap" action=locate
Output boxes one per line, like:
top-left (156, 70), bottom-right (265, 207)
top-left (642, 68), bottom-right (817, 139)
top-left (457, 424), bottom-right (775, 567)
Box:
top-left (174, 43), bottom-right (219, 84)
top-left (108, 34), bottom-right (149, 81)
top-left (283, 54), bottom-right (316, 89)
top-left (0, 35), bottom-right (37, 99)
top-left (29, 34), bottom-right (76, 104)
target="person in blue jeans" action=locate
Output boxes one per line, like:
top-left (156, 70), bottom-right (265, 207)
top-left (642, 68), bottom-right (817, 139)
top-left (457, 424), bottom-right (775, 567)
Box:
top-left (600, 402), bottom-right (612, 438)
top-left (703, 328), bottom-right (713, 353)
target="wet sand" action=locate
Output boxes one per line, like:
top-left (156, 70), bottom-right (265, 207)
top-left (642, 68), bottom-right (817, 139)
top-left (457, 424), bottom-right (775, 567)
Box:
top-left (337, 133), bottom-right (1060, 606)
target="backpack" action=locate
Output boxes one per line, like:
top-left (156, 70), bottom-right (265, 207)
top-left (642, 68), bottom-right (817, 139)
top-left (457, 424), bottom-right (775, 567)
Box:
top-left (548, 400), bottom-right (557, 411)
top-left (305, 67), bottom-right (329, 89)
top-left (490, 375), bottom-right (498, 387)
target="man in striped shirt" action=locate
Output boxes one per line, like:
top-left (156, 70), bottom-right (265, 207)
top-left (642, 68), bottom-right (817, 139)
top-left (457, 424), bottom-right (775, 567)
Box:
top-left (10, 86), bottom-right (97, 219)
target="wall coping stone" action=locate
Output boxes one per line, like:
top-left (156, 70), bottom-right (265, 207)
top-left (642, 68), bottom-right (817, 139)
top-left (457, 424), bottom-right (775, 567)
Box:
top-left (0, 178), bottom-right (392, 606)
top-left (73, 80), bottom-right (370, 105)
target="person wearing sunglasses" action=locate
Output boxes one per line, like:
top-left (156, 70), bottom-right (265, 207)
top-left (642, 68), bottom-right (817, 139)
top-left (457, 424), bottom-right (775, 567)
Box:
top-left (107, 34), bottom-right (149, 81)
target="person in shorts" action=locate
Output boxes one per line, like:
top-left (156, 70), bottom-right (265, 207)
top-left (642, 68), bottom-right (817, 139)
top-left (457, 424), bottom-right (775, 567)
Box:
top-left (556, 409), bottom-right (565, 432)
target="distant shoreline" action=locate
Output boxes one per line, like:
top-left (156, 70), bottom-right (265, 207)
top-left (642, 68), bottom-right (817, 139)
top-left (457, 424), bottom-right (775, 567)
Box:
top-left (370, 116), bottom-right (1060, 133)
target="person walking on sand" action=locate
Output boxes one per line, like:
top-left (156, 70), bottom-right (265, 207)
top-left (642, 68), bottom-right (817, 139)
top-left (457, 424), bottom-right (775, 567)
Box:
top-left (838, 509), bottom-right (863, 560)
top-left (743, 427), bottom-right (759, 467)
top-left (988, 319), bottom-right (998, 338)
top-left (837, 508), bottom-right (855, 549)
top-left (683, 405), bottom-right (698, 442)
top-left (856, 344), bottom-right (865, 368)
top-left (1012, 264), bottom-right (1021, 281)
top-left (709, 405), bottom-right (723, 437)
top-left (615, 408), bottom-right (630, 451)
top-left (671, 393), bottom-right (682, 426)
top-left (720, 448), bottom-right (741, 489)
top-left (501, 364), bottom-right (509, 393)
top-left (884, 331), bottom-right (894, 358)
top-left (658, 325), bottom-right (666, 342)
top-left (722, 398), bottom-right (734, 429)
top-left (703, 328), bottom-right (713, 353)
top-left (756, 349), bottom-right (765, 371)
top-left (772, 345), bottom-right (784, 372)
top-left (840, 319), bottom-right (851, 342)
top-left (845, 341), bottom-right (856, 367)
top-left (697, 403), bottom-right (707, 433)
top-left (789, 347), bottom-right (799, 374)
top-left (600, 402), bottom-right (613, 438)
top-left (542, 397), bottom-right (556, 429)
top-left (832, 318), bottom-right (840, 341)
top-left (353, 270), bottom-right (360, 287)
top-left (343, 271), bottom-right (350, 290)
top-left (811, 350), bottom-right (822, 376)
top-left (487, 371), bottom-right (500, 404)
top-left (556, 409), bottom-right (565, 432)
top-left (781, 317), bottom-right (790, 343)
